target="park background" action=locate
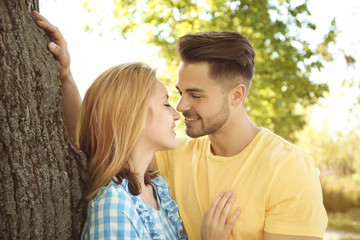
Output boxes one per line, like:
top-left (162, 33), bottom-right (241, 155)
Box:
top-left (40, 0), bottom-right (360, 239)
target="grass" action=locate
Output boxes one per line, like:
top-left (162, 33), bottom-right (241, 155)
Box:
top-left (327, 208), bottom-right (360, 233)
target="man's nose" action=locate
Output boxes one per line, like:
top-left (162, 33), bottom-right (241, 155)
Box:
top-left (176, 96), bottom-right (191, 113)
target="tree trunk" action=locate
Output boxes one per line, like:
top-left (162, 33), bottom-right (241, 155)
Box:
top-left (0, 1), bottom-right (87, 239)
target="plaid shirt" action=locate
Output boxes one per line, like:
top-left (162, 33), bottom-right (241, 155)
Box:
top-left (81, 176), bottom-right (186, 239)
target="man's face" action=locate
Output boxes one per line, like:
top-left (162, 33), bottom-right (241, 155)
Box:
top-left (176, 61), bottom-right (230, 138)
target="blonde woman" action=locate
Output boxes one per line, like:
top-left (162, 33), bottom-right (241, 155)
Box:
top-left (34, 11), bottom-right (241, 240)
top-left (77, 62), bottom-right (186, 239)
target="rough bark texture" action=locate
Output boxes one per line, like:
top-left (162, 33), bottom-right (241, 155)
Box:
top-left (0, 1), bottom-right (87, 239)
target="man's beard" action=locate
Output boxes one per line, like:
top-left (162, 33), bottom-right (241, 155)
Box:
top-left (184, 97), bottom-right (230, 138)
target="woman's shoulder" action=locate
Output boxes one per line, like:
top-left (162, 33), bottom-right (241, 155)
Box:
top-left (151, 175), bottom-right (167, 186)
top-left (151, 176), bottom-right (186, 239)
top-left (151, 176), bottom-right (179, 214)
top-left (89, 179), bottom-right (135, 210)
top-left (151, 176), bottom-right (171, 195)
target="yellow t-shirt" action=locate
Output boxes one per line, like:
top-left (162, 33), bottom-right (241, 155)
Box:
top-left (155, 128), bottom-right (328, 240)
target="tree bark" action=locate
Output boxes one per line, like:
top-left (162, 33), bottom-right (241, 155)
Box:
top-left (0, 1), bottom-right (87, 239)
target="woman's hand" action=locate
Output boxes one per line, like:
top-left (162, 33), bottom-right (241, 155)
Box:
top-left (32, 10), bottom-right (72, 82)
top-left (201, 190), bottom-right (241, 240)
top-left (32, 11), bottom-right (81, 142)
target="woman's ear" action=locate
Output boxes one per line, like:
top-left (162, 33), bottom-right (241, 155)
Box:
top-left (230, 84), bottom-right (247, 106)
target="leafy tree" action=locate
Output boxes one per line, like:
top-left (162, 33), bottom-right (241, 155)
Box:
top-left (83, 0), bottom-right (334, 141)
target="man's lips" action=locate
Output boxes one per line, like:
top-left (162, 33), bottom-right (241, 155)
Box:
top-left (184, 117), bottom-right (200, 124)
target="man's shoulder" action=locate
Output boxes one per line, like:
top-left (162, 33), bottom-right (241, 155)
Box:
top-left (257, 128), bottom-right (311, 169)
top-left (259, 128), bottom-right (303, 155)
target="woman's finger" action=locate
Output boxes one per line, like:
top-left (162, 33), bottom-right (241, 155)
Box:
top-left (218, 192), bottom-right (236, 223)
top-left (207, 190), bottom-right (226, 217)
top-left (213, 190), bottom-right (234, 221)
top-left (35, 21), bottom-right (65, 43)
top-left (227, 208), bottom-right (241, 226)
top-left (48, 42), bottom-right (70, 68)
top-left (32, 11), bottom-right (67, 47)
top-left (32, 10), bottom-right (47, 22)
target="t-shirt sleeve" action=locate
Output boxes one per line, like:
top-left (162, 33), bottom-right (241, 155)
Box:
top-left (264, 153), bottom-right (328, 238)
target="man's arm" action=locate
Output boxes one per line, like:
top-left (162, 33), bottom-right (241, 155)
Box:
top-left (33, 11), bottom-right (81, 142)
top-left (264, 232), bottom-right (321, 240)
top-left (263, 153), bottom-right (327, 240)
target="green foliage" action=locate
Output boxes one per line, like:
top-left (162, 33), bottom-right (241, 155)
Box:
top-left (327, 208), bottom-right (360, 233)
top-left (297, 126), bottom-right (360, 175)
top-left (83, 0), bottom-right (336, 141)
top-left (321, 176), bottom-right (360, 213)
top-left (318, 18), bottom-right (338, 62)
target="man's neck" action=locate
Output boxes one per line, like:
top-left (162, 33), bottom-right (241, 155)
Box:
top-left (208, 112), bottom-right (261, 157)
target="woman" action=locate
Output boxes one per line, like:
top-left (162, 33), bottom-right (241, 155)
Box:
top-left (78, 62), bottom-right (185, 239)
top-left (34, 11), bottom-right (240, 240)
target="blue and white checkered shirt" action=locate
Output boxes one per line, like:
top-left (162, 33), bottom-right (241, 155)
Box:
top-left (81, 176), bottom-right (187, 239)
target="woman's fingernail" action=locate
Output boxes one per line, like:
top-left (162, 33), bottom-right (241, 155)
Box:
top-left (49, 42), bottom-right (56, 51)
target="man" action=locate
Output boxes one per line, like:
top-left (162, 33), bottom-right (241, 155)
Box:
top-left (34, 11), bottom-right (327, 239)
top-left (155, 31), bottom-right (328, 240)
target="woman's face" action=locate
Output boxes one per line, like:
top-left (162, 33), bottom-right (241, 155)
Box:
top-left (142, 79), bottom-right (180, 151)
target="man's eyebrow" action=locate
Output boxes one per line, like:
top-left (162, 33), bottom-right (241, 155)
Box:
top-left (176, 86), bottom-right (205, 93)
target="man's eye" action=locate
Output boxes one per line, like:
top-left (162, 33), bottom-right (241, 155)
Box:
top-left (164, 104), bottom-right (171, 107)
top-left (192, 95), bottom-right (201, 98)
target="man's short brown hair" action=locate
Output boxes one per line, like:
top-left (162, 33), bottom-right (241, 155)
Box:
top-left (176, 31), bottom-right (255, 92)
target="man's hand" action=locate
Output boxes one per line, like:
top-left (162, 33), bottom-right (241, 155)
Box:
top-left (201, 190), bottom-right (241, 240)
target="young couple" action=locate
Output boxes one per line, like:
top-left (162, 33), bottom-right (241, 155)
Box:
top-left (34, 11), bottom-right (327, 240)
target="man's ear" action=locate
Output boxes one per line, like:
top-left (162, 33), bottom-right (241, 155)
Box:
top-left (230, 84), bottom-right (247, 106)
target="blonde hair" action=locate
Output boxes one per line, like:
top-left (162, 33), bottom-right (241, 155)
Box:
top-left (77, 62), bottom-right (158, 200)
